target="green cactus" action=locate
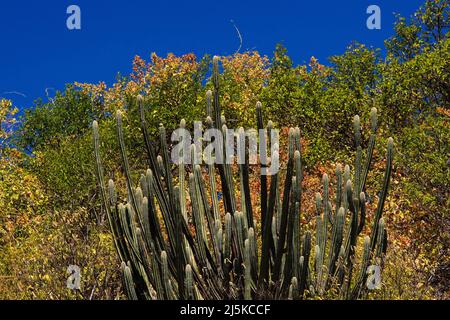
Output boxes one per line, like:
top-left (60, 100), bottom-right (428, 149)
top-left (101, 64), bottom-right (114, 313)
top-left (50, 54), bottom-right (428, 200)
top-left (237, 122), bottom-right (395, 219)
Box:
top-left (122, 262), bottom-right (138, 300)
top-left (289, 277), bottom-right (299, 300)
top-left (350, 236), bottom-right (371, 299)
top-left (244, 239), bottom-right (252, 300)
top-left (93, 58), bottom-right (393, 300)
top-left (185, 264), bottom-right (194, 299)
top-left (327, 207), bottom-right (345, 280)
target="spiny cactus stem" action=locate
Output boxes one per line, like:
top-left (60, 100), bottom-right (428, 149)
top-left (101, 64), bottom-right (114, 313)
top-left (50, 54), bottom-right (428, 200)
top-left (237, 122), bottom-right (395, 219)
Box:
top-left (259, 152), bottom-right (279, 287)
top-left (122, 262), bottom-right (139, 300)
top-left (273, 128), bottom-right (295, 281)
top-left (116, 111), bottom-right (141, 224)
top-left (256, 101), bottom-right (268, 233)
top-left (370, 137), bottom-right (393, 252)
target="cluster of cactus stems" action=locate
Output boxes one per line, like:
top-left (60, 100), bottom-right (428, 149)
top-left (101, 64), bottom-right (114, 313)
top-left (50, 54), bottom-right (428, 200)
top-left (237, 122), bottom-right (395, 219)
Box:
top-left (93, 56), bottom-right (393, 300)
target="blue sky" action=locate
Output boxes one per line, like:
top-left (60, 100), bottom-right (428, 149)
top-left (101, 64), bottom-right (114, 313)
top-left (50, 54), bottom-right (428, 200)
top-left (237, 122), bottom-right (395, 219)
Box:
top-left (0, 0), bottom-right (424, 110)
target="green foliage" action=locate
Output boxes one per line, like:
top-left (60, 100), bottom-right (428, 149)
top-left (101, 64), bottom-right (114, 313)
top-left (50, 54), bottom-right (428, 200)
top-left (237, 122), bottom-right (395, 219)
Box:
top-left (398, 112), bottom-right (449, 208)
top-left (29, 116), bottom-right (129, 218)
top-left (0, 99), bottom-right (48, 244)
top-left (262, 43), bottom-right (382, 166)
top-left (139, 53), bottom-right (211, 135)
top-left (262, 44), bottom-right (302, 128)
top-left (379, 37), bottom-right (449, 131)
top-left (385, 0), bottom-right (449, 62)
top-left (214, 52), bottom-right (270, 128)
top-left (394, 111), bottom-right (449, 294)
top-left (0, 99), bottom-right (123, 299)
top-left (17, 85), bottom-right (106, 152)
top-left (0, 208), bottom-right (123, 299)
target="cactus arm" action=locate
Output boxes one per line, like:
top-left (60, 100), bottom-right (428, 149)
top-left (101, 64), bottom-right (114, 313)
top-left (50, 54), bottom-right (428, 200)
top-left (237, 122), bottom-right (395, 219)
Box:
top-left (335, 164), bottom-right (343, 214)
top-left (375, 218), bottom-right (386, 259)
top-left (206, 90), bottom-right (213, 119)
top-left (173, 186), bottom-right (186, 299)
top-left (360, 107), bottom-right (378, 192)
top-left (318, 173), bottom-right (329, 286)
top-left (92, 120), bottom-right (109, 222)
top-left (244, 239), bottom-right (252, 300)
top-left (282, 179), bottom-right (299, 291)
top-left (248, 228), bottom-right (258, 283)
top-left (299, 231), bottom-right (311, 297)
top-left (370, 138), bottom-right (393, 252)
top-left (161, 251), bottom-right (175, 300)
top-left (357, 192), bottom-right (366, 235)
top-left (256, 101), bottom-right (268, 228)
top-left (212, 56), bottom-right (222, 128)
top-left (273, 128), bottom-right (295, 281)
top-left (158, 124), bottom-right (176, 215)
top-left (188, 173), bottom-right (210, 269)
top-left (242, 131), bottom-right (254, 229)
top-left (354, 115), bottom-right (363, 199)
top-left (116, 111), bottom-right (141, 224)
top-left (139, 113), bottom-right (172, 230)
top-left (122, 262), bottom-right (139, 300)
top-left (194, 163), bottom-right (220, 266)
top-left (350, 236), bottom-right (371, 299)
top-left (327, 207), bottom-right (345, 279)
top-left (185, 264), bottom-right (195, 299)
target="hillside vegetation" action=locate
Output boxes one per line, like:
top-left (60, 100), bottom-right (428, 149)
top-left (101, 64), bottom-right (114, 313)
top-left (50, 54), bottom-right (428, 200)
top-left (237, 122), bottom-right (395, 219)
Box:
top-left (0, 0), bottom-right (448, 299)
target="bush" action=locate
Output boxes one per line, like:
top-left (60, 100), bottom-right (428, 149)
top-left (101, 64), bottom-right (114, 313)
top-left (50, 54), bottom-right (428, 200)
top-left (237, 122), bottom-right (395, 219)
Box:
top-left (0, 208), bottom-right (123, 299)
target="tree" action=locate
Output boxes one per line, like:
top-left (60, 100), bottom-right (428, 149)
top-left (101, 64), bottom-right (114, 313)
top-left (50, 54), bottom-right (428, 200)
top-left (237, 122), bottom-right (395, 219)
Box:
top-left (17, 85), bottom-right (106, 152)
top-left (76, 52), bottom-right (210, 135)
top-left (385, 0), bottom-right (449, 62)
top-left (262, 44), bottom-right (302, 126)
top-left (218, 51), bottom-right (270, 127)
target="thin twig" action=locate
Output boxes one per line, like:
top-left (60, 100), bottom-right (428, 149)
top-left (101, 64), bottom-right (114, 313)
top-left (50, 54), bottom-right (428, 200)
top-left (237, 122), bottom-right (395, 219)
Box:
top-left (230, 20), bottom-right (243, 54)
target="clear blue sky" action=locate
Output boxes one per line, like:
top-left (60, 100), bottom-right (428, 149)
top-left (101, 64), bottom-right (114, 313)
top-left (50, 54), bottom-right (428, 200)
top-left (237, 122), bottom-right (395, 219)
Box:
top-left (0, 0), bottom-right (424, 110)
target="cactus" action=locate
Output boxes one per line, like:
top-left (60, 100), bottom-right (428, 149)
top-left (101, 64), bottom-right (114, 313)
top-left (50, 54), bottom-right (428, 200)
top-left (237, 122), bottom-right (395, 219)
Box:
top-left (185, 264), bottom-right (194, 299)
top-left (93, 58), bottom-right (393, 300)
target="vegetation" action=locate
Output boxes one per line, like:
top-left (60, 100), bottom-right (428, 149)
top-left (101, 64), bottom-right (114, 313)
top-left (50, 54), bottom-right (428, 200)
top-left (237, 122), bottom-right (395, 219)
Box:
top-left (93, 64), bottom-right (394, 298)
top-left (0, 0), bottom-right (448, 299)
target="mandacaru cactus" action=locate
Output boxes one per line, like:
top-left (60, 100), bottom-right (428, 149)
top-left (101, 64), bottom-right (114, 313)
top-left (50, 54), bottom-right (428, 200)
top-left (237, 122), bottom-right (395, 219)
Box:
top-left (92, 56), bottom-right (393, 300)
